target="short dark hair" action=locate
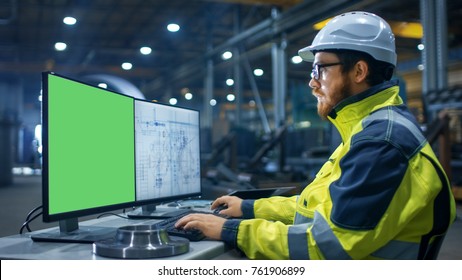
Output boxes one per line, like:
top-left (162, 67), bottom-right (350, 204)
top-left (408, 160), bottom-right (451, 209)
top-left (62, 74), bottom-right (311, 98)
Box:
top-left (321, 49), bottom-right (395, 86)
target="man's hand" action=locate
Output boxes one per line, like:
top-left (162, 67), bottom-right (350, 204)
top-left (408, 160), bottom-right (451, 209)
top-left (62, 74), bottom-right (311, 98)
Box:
top-left (175, 213), bottom-right (227, 240)
top-left (211, 195), bottom-right (243, 217)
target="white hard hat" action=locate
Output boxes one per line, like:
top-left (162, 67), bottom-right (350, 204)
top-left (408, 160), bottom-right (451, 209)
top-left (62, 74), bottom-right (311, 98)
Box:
top-left (298, 11), bottom-right (397, 66)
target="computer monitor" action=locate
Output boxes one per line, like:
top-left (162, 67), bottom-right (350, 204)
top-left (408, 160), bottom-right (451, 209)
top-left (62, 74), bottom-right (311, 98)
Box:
top-left (32, 72), bottom-right (201, 243)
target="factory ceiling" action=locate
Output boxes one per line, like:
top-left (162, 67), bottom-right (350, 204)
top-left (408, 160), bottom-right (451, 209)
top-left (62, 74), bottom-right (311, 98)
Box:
top-left (1, 0), bottom-right (462, 109)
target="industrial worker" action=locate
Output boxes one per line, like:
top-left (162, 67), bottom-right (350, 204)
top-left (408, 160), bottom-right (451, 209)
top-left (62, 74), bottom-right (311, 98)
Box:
top-left (176, 11), bottom-right (457, 259)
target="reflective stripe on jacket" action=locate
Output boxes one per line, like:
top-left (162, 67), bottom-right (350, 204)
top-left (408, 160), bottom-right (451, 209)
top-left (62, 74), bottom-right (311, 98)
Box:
top-left (221, 80), bottom-right (457, 259)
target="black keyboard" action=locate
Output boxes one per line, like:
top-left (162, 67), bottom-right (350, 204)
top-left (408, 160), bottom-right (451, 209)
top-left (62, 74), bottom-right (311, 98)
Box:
top-left (153, 210), bottom-right (206, 241)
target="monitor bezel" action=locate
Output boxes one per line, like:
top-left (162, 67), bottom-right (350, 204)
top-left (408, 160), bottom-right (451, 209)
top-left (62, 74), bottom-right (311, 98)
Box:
top-left (41, 72), bottom-right (202, 223)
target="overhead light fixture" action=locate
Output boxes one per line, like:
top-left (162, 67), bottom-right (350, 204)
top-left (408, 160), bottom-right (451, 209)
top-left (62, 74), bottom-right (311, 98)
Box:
top-left (417, 44), bottom-right (425, 51)
top-left (313, 17), bottom-right (331, 30)
top-left (226, 78), bottom-right (234, 86)
top-left (253, 69), bottom-right (264, 77)
top-left (54, 42), bottom-right (67, 51)
top-left (291, 55), bottom-right (303, 64)
top-left (140, 46), bottom-right (152, 55)
top-left (63, 16), bottom-right (77, 25)
top-left (121, 62), bottom-right (133, 70)
top-left (169, 98), bottom-right (178, 105)
top-left (222, 51), bottom-right (233, 60)
top-left (298, 121), bottom-right (312, 128)
top-left (167, 23), bottom-right (180, 32)
top-left (227, 93), bottom-right (235, 102)
top-left (389, 21), bottom-right (423, 39)
top-left (210, 99), bottom-right (217, 106)
top-left (185, 92), bottom-right (193, 100)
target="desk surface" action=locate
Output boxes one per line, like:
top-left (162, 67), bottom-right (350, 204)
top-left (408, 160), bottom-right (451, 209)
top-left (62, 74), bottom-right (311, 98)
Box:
top-left (0, 214), bottom-right (229, 260)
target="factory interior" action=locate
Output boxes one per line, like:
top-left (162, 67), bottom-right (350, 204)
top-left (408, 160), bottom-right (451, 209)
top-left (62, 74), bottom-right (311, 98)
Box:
top-left (0, 0), bottom-right (462, 260)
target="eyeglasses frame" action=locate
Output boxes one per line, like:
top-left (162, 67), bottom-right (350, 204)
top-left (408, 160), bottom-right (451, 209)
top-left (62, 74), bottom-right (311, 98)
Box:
top-left (311, 62), bottom-right (343, 80)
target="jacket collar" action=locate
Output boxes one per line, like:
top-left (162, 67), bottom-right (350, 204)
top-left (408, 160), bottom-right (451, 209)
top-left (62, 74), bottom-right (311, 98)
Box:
top-left (327, 80), bottom-right (402, 143)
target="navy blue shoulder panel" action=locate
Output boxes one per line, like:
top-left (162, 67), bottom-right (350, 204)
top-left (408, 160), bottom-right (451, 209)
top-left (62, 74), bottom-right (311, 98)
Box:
top-left (330, 106), bottom-right (427, 230)
top-left (361, 106), bottom-right (427, 159)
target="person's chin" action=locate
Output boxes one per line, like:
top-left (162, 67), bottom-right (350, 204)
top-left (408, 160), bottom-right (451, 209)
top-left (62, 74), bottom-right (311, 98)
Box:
top-left (317, 105), bottom-right (330, 120)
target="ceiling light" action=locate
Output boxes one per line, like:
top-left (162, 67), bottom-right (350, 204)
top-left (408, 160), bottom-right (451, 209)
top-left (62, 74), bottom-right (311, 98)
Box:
top-left (169, 98), bottom-right (178, 105)
top-left (210, 99), bottom-right (217, 106)
top-left (291, 55), bottom-right (303, 64)
top-left (313, 17), bottom-right (331, 30)
top-left (227, 93), bottom-right (235, 102)
top-left (54, 42), bottom-right (67, 51)
top-left (63, 16), bottom-right (77, 25)
top-left (389, 21), bottom-right (423, 39)
top-left (185, 92), bottom-right (193, 100)
top-left (417, 44), bottom-right (425, 51)
top-left (98, 83), bottom-right (108, 89)
top-left (121, 62), bottom-right (133, 70)
top-left (167, 23), bottom-right (180, 32)
top-left (140, 46), bottom-right (152, 55)
top-left (298, 121), bottom-right (312, 128)
top-left (222, 51), bottom-right (233, 60)
top-left (253, 69), bottom-right (264, 76)
top-left (226, 78), bottom-right (234, 86)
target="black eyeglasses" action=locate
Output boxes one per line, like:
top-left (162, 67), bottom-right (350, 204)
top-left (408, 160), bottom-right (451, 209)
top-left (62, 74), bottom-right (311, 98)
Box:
top-left (311, 62), bottom-right (343, 80)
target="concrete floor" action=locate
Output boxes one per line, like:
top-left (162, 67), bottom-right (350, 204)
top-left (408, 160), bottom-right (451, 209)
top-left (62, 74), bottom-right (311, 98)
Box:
top-left (0, 174), bottom-right (461, 259)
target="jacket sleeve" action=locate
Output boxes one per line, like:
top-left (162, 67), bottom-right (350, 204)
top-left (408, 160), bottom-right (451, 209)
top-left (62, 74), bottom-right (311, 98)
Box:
top-left (220, 196), bottom-right (299, 259)
top-left (222, 212), bottom-right (341, 259)
top-left (241, 195), bottom-right (297, 224)
top-left (221, 211), bottom-right (343, 260)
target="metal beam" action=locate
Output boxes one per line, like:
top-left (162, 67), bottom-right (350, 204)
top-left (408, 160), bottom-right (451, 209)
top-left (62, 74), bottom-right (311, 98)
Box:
top-left (420, 0), bottom-right (449, 122)
top-left (243, 52), bottom-right (271, 134)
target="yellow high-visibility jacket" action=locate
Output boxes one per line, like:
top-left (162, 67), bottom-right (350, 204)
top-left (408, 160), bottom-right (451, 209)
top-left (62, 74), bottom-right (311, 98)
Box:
top-left (221, 80), bottom-right (457, 259)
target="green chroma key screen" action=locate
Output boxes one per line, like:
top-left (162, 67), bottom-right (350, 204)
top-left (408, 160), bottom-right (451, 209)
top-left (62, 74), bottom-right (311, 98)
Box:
top-left (46, 73), bottom-right (136, 217)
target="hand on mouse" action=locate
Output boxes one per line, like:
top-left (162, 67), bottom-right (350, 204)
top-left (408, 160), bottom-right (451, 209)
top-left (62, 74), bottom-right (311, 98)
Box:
top-left (211, 195), bottom-right (243, 218)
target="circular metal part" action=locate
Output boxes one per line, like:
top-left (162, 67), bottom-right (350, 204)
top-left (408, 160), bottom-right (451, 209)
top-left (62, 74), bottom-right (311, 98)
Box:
top-left (93, 225), bottom-right (189, 259)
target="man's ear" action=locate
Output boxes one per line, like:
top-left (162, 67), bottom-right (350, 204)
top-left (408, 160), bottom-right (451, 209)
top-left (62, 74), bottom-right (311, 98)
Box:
top-left (353, 60), bottom-right (369, 83)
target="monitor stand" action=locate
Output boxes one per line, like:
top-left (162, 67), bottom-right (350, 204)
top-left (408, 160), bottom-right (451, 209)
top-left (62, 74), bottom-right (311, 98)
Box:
top-left (31, 218), bottom-right (117, 244)
top-left (126, 204), bottom-right (190, 219)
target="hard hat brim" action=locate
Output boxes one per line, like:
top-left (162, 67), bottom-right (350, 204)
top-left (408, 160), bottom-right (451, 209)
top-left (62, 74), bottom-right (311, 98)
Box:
top-left (298, 46), bottom-right (315, 62)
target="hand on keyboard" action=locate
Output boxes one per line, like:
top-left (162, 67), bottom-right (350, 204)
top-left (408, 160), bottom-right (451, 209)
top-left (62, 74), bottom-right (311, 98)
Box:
top-left (154, 211), bottom-right (206, 241)
top-left (174, 212), bottom-right (227, 241)
top-left (166, 226), bottom-right (205, 241)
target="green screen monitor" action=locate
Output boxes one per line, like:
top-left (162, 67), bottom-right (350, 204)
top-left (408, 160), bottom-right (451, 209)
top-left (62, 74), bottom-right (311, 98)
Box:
top-left (33, 72), bottom-right (201, 243)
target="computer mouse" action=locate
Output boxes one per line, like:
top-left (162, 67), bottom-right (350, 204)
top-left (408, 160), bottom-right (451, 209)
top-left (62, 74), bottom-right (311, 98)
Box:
top-left (213, 204), bottom-right (228, 215)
